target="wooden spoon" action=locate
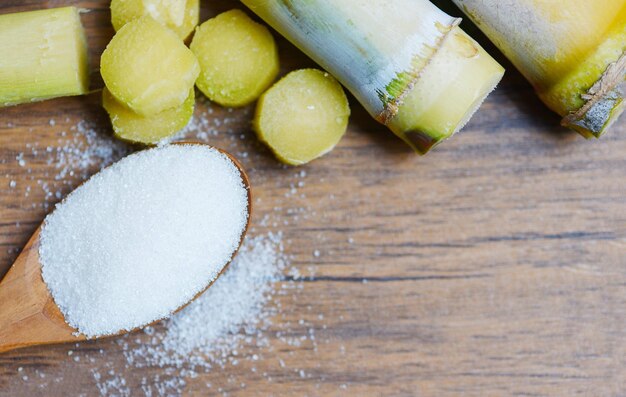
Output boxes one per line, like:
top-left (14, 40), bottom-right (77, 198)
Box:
top-left (0, 144), bottom-right (251, 354)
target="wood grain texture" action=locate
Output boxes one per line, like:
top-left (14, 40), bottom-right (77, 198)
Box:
top-left (0, 1), bottom-right (625, 396)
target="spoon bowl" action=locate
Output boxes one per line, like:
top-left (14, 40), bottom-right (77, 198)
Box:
top-left (0, 143), bottom-right (251, 353)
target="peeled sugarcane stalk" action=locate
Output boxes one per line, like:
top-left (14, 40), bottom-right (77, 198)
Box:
top-left (452, 0), bottom-right (626, 138)
top-left (241, 0), bottom-right (504, 154)
top-left (0, 7), bottom-right (89, 107)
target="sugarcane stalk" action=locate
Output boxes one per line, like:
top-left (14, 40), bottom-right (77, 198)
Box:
top-left (241, 0), bottom-right (504, 154)
top-left (0, 7), bottom-right (89, 107)
top-left (452, 0), bottom-right (626, 138)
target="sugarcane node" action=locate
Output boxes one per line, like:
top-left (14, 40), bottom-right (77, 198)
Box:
top-left (561, 52), bottom-right (626, 135)
top-left (377, 18), bottom-right (463, 126)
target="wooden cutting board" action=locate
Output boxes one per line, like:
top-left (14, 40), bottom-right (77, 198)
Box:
top-left (0, 1), bottom-right (625, 396)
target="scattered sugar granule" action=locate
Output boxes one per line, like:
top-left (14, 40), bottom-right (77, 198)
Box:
top-left (16, 152), bottom-right (26, 167)
top-left (39, 145), bottom-right (250, 337)
top-left (124, 233), bottom-right (287, 370)
top-left (81, 231), bottom-right (303, 397)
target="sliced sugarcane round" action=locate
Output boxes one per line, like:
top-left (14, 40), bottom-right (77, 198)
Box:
top-left (101, 16), bottom-right (199, 116)
top-left (254, 69), bottom-right (350, 166)
top-left (190, 9), bottom-right (279, 107)
top-left (110, 0), bottom-right (199, 40)
top-left (103, 88), bottom-right (194, 145)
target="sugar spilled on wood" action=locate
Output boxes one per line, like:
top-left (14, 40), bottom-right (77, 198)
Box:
top-left (146, 234), bottom-right (286, 364)
top-left (40, 145), bottom-right (250, 337)
top-left (4, 102), bottom-right (333, 396)
top-left (103, 232), bottom-right (291, 394)
top-left (3, 119), bottom-right (129, 211)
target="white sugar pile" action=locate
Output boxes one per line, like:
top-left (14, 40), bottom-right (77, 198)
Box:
top-left (39, 145), bottom-right (250, 337)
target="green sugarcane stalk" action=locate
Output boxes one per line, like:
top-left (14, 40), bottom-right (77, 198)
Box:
top-left (242, 0), bottom-right (504, 153)
top-left (453, 0), bottom-right (626, 138)
top-left (0, 7), bottom-right (89, 106)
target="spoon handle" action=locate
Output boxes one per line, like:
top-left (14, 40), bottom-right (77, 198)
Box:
top-left (0, 233), bottom-right (83, 353)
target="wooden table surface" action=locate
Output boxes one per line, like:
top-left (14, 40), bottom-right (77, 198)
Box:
top-left (1, 1), bottom-right (625, 396)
